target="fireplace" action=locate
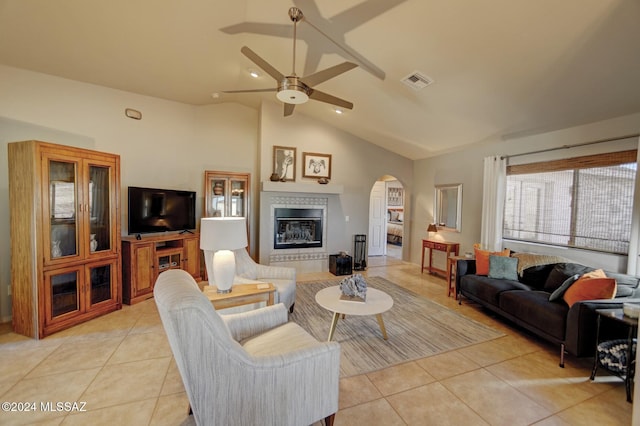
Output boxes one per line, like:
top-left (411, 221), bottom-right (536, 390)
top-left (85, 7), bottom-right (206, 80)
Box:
top-left (274, 208), bottom-right (323, 249)
top-left (263, 196), bottom-right (328, 270)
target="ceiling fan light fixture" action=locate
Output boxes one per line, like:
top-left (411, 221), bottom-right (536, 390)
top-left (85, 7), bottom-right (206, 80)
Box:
top-left (276, 89), bottom-right (309, 104)
top-left (277, 76), bottom-right (310, 104)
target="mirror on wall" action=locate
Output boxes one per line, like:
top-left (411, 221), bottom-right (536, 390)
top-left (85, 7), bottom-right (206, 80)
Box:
top-left (434, 184), bottom-right (462, 232)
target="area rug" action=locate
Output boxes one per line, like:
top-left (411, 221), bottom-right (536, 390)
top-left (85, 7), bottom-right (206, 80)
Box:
top-left (290, 276), bottom-right (504, 377)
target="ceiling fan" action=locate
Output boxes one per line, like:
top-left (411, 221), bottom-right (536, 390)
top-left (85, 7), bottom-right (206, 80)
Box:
top-left (223, 7), bottom-right (358, 117)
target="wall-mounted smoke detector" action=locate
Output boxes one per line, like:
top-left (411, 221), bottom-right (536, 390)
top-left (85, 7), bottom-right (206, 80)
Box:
top-left (401, 71), bottom-right (434, 90)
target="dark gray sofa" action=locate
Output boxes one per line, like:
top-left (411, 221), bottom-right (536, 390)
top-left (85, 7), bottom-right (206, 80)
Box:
top-left (456, 259), bottom-right (640, 367)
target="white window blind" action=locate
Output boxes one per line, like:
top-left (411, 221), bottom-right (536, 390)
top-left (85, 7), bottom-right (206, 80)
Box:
top-left (503, 150), bottom-right (637, 254)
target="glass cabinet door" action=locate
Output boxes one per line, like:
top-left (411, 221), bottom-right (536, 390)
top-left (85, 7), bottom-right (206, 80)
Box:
top-left (88, 165), bottom-right (112, 253)
top-left (48, 270), bottom-right (81, 319)
top-left (230, 179), bottom-right (246, 217)
top-left (48, 160), bottom-right (79, 261)
top-left (89, 263), bottom-right (113, 306)
top-left (209, 178), bottom-right (227, 217)
top-left (204, 171), bottom-right (251, 249)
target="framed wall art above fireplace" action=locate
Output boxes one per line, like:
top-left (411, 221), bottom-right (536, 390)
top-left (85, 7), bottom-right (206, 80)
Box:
top-left (273, 146), bottom-right (296, 181)
top-left (303, 152), bottom-right (332, 179)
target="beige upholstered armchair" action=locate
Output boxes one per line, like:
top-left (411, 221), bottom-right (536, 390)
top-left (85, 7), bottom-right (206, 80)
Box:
top-left (233, 248), bottom-right (297, 312)
top-left (154, 269), bottom-right (340, 426)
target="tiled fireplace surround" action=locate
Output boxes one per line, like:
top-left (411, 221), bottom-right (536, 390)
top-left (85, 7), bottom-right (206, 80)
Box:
top-left (262, 194), bottom-right (330, 273)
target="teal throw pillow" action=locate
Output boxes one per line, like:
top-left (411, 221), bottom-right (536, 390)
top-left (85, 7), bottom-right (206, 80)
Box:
top-left (549, 274), bottom-right (580, 302)
top-left (488, 255), bottom-right (518, 281)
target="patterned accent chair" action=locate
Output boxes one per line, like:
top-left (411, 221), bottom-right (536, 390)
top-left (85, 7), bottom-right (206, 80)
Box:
top-left (233, 248), bottom-right (297, 312)
top-left (154, 269), bottom-right (340, 426)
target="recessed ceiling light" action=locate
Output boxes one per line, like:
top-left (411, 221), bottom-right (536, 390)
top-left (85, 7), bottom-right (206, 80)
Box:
top-left (211, 92), bottom-right (220, 99)
top-left (334, 108), bottom-right (343, 115)
top-left (248, 69), bottom-right (260, 78)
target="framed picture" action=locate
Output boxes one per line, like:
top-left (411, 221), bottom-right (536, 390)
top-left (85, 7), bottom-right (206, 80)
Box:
top-left (273, 146), bottom-right (296, 181)
top-left (303, 152), bottom-right (332, 179)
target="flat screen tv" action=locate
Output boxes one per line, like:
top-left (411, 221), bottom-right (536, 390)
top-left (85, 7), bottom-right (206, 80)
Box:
top-left (128, 186), bottom-right (196, 235)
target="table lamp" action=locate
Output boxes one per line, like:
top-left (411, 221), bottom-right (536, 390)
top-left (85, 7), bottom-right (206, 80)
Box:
top-left (200, 217), bottom-right (248, 293)
top-left (427, 223), bottom-right (438, 238)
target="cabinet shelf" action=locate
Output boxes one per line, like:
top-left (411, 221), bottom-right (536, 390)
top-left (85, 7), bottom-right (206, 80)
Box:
top-left (156, 246), bottom-right (184, 255)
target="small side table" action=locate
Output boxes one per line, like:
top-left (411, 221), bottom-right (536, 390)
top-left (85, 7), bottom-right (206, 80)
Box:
top-left (203, 282), bottom-right (275, 310)
top-left (421, 239), bottom-right (460, 277)
top-left (446, 256), bottom-right (471, 299)
top-left (590, 308), bottom-right (638, 402)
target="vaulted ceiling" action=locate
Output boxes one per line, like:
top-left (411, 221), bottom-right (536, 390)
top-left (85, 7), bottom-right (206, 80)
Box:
top-left (1, 0), bottom-right (639, 159)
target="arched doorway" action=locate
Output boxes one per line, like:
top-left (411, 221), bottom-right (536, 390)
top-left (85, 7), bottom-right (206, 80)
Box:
top-left (368, 176), bottom-right (405, 265)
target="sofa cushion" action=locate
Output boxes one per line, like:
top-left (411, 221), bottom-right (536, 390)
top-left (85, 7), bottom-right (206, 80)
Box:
top-left (489, 255), bottom-right (519, 280)
top-left (616, 286), bottom-right (635, 298)
top-left (544, 263), bottom-right (594, 292)
top-left (605, 272), bottom-right (640, 298)
top-left (499, 290), bottom-right (569, 341)
top-left (511, 252), bottom-right (568, 277)
top-left (474, 245), bottom-right (510, 275)
top-left (519, 263), bottom-right (556, 289)
top-left (563, 277), bottom-right (617, 307)
top-left (549, 274), bottom-right (580, 302)
top-left (460, 275), bottom-right (532, 306)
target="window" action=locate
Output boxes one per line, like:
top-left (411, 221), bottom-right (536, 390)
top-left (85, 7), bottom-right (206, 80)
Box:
top-left (503, 150), bottom-right (637, 254)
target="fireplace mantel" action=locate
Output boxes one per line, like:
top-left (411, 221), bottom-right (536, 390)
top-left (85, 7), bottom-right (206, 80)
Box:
top-left (261, 181), bottom-right (344, 194)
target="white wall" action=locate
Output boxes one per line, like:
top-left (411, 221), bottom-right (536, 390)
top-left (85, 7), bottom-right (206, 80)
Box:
top-left (411, 113), bottom-right (640, 273)
top-left (0, 65), bottom-right (258, 322)
top-left (257, 102), bottom-right (413, 266)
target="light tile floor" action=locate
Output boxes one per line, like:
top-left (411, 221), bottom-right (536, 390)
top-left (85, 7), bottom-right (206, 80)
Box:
top-left (0, 261), bottom-right (633, 425)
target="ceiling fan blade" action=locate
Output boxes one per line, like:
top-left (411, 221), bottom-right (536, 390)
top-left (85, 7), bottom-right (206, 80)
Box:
top-left (220, 22), bottom-right (291, 38)
top-left (222, 88), bottom-right (276, 93)
top-left (284, 103), bottom-right (295, 116)
top-left (240, 46), bottom-right (285, 82)
top-left (308, 89), bottom-right (353, 109)
top-left (301, 62), bottom-right (357, 87)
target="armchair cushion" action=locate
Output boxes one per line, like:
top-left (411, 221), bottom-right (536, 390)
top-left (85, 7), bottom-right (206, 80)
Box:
top-left (242, 322), bottom-right (324, 356)
top-left (222, 303), bottom-right (289, 341)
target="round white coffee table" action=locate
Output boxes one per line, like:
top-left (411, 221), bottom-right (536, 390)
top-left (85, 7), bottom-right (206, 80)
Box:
top-left (315, 286), bottom-right (394, 341)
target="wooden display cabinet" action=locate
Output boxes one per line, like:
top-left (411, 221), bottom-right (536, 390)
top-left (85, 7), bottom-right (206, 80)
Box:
top-left (203, 171), bottom-right (251, 277)
top-left (204, 170), bottom-right (250, 225)
top-left (8, 140), bottom-right (122, 339)
top-left (121, 232), bottom-right (200, 304)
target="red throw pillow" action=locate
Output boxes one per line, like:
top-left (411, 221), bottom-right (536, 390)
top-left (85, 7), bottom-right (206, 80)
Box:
top-left (474, 244), bottom-right (510, 276)
top-left (563, 276), bottom-right (616, 307)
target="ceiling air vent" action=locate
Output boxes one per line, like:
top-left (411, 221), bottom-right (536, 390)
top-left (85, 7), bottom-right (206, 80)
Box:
top-left (401, 71), bottom-right (434, 90)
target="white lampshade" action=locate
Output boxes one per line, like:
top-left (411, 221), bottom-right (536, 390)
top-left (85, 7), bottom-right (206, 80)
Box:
top-left (200, 217), bottom-right (248, 293)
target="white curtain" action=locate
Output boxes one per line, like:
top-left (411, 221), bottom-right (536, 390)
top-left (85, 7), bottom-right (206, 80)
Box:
top-left (627, 138), bottom-right (640, 275)
top-left (480, 155), bottom-right (507, 251)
